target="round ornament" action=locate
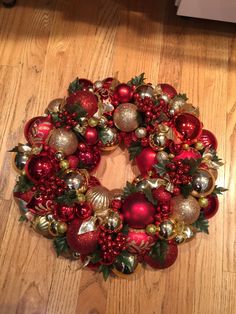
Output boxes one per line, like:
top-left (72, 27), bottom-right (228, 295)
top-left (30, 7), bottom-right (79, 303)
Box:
top-left (113, 103), bottom-right (140, 132)
top-left (113, 83), bottom-right (133, 103)
top-left (201, 194), bottom-right (219, 219)
top-left (48, 128), bottom-right (78, 156)
top-left (66, 90), bottom-right (98, 117)
top-left (86, 186), bottom-right (111, 211)
top-left (99, 127), bottom-right (119, 151)
top-left (191, 169), bottom-right (215, 197)
top-left (135, 85), bottom-right (154, 99)
top-left (126, 228), bottom-right (155, 255)
top-left (135, 147), bottom-right (156, 175)
top-left (46, 98), bottom-right (65, 113)
top-left (25, 154), bottom-right (54, 183)
top-left (113, 252), bottom-right (139, 277)
top-left (64, 170), bottom-right (88, 193)
top-left (174, 113), bottom-right (202, 142)
top-left (171, 195), bottom-right (201, 224)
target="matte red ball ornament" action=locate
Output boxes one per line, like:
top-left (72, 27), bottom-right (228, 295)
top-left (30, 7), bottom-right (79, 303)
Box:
top-left (174, 113), bottom-right (202, 142)
top-left (200, 129), bottom-right (218, 150)
top-left (160, 84), bottom-right (177, 99)
top-left (24, 115), bottom-right (54, 146)
top-left (201, 194), bottom-right (219, 219)
top-left (25, 154), bottom-right (54, 183)
top-left (135, 147), bottom-right (156, 175)
top-left (84, 126), bottom-right (98, 145)
top-left (122, 193), bottom-right (156, 228)
top-left (126, 228), bottom-right (155, 255)
top-left (66, 219), bottom-right (99, 255)
top-left (66, 90), bottom-right (98, 117)
top-left (113, 83), bottom-right (133, 103)
top-left (144, 242), bottom-right (178, 269)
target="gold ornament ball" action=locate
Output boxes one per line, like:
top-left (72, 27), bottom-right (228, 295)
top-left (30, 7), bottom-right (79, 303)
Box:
top-left (55, 151), bottom-right (65, 161)
top-left (88, 117), bottom-right (99, 127)
top-left (156, 151), bottom-right (169, 163)
top-left (64, 170), bottom-right (88, 193)
top-left (146, 224), bottom-right (157, 235)
top-left (171, 195), bottom-right (201, 225)
top-left (57, 222), bottom-right (68, 234)
top-left (135, 127), bottom-right (147, 139)
top-left (198, 197), bottom-right (209, 208)
top-left (32, 216), bottom-right (51, 238)
top-left (182, 143), bottom-right (189, 150)
top-left (59, 159), bottom-right (69, 170)
top-left (86, 186), bottom-right (111, 211)
top-left (46, 98), bottom-right (65, 113)
top-left (99, 127), bottom-right (119, 152)
top-left (103, 211), bottom-right (122, 232)
top-left (191, 169), bottom-right (215, 198)
top-left (195, 141), bottom-right (204, 151)
top-left (48, 220), bottom-right (59, 236)
top-left (113, 252), bottom-right (139, 276)
top-left (149, 132), bottom-right (167, 151)
top-left (113, 103), bottom-right (140, 132)
top-left (48, 128), bottom-right (78, 156)
top-left (158, 220), bottom-right (176, 240)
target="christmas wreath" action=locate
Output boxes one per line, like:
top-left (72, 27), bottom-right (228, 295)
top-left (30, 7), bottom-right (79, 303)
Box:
top-left (12, 74), bottom-right (226, 280)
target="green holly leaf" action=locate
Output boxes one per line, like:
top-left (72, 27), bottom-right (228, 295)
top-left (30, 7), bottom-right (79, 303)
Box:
top-left (9, 145), bottom-right (20, 153)
top-left (143, 188), bottom-right (157, 206)
top-left (127, 73), bottom-right (146, 86)
top-left (99, 265), bottom-right (112, 281)
top-left (128, 141), bottom-right (142, 160)
top-left (50, 112), bottom-right (61, 124)
top-left (182, 158), bottom-right (202, 175)
top-left (212, 185), bottom-right (228, 195)
top-left (176, 93), bottom-right (188, 101)
top-left (192, 212), bottom-right (209, 234)
top-left (180, 183), bottom-right (193, 198)
top-left (14, 175), bottom-right (34, 193)
top-left (150, 240), bottom-right (168, 265)
top-left (153, 160), bottom-right (168, 177)
top-left (90, 250), bottom-right (102, 264)
top-left (115, 250), bottom-right (133, 273)
top-left (68, 77), bottom-right (82, 94)
top-left (122, 182), bottom-right (139, 199)
top-left (120, 224), bottom-right (129, 235)
top-left (66, 103), bottom-right (87, 119)
top-left (56, 189), bottom-right (78, 205)
top-left (19, 215), bottom-right (27, 222)
top-left (53, 236), bottom-right (69, 256)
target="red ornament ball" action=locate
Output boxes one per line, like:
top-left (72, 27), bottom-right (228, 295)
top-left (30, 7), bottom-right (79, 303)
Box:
top-left (76, 145), bottom-right (101, 171)
top-left (24, 115), bottom-right (54, 146)
top-left (200, 129), bottom-right (218, 150)
top-left (174, 113), bottom-right (202, 142)
top-left (25, 154), bottom-right (54, 183)
top-left (67, 155), bottom-right (79, 169)
top-left (174, 147), bottom-right (201, 161)
top-left (160, 84), bottom-right (177, 99)
top-left (135, 147), bottom-right (156, 175)
top-left (152, 186), bottom-right (172, 204)
top-left (66, 90), bottom-right (98, 117)
top-left (126, 228), bottom-right (155, 255)
top-left (66, 219), bottom-right (99, 255)
top-left (113, 83), bottom-right (133, 103)
top-left (56, 204), bottom-right (77, 222)
top-left (122, 193), bottom-right (156, 228)
top-left (144, 242), bottom-right (178, 269)
top-left (78, 78), bottom-right (93, 91)
top-left (201, 194), bottom-right (219, 219)
top-left (76, 203), bottom-right (93, 220)
top-left (84, 126), bottom-right (98, 145)
top-left (102, 77), bottom-right (117, 89)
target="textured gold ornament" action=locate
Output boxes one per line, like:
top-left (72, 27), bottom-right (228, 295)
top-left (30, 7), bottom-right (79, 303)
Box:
top-left (149, 132), bottom-right (167, 151)
top-left (135, 127), bottom-right (147, 139)
top-left (99, 127), bottom-right (119, 151)
top-left (86, 186), bottom-right (111, 211)
top-left (48, 128), bottom-right (78, 156)
top-left (113, 103), bottom-right (140, 132)
top-left (88, 117), bottom-right (99, 127)
top-left (48, 220), bottom-right (59, 236)
top-left (64, 170), bottom-right (88, 193)
top-left (198, 197), bottom-right (209, 208)
top-left (158, 219), bottom-right (176, 240)
top-left (103, 210), bottom-right (122, 232)
top-left (191, 169), bottom-right (215, 198)
top-left (46, 98), bottom-right (65, 113)
top-left (171, 195), bottom-right (201, 225)
top-left (32, 216), bottom-right (52, 238)
top-left (146, 224), bottom-right (158, 235)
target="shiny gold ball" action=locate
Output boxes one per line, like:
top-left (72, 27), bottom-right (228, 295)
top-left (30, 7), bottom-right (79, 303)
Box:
top-left (32, 216), bottom-right (51, 238)
top-left (48, 128), bottom-right (78, 156)
top-left (149, 132), bottom-right (167, 151)
top-left (171, 195), bottom-right (201, 225)
top-left (99, 127), bottom-right (119, 151)
top-left (86, 186), bottom-right (111, 211)
top-left (88, 117), bottom-right (99, 127)
top-left (55, 151), bottom-right (65, 161)
top-left (57, 222), bottom-right (68, 234)
top-left (59, 159), bottom-right (69, 170)
top-left (48, 220), bottom-right (59, 236)
top-left (103, 211), bottom-right (122, 232)
top-left (76, 193), bottom-right (86, 203)
top-left (135, 127), bottom-right (147, 138)
top-left (113, 252), bottom-right (139, 276)
top-left (98, 116), bottom-right (108, 127)
top-left (156, 151), bottom-right (169, 163)
top-left (158, 220), bottom-right (176, 240)
top-left (46, 98), bottom-right (65, 113)
top-left (64, 170), bottom-right (88, 193)
top-left (191, 169), bottom-right (215, 198)
top-left (182, 143), bottom-right (189, 150)
top-left (198, 197), bottom-right (209, 208)
top-left (146, 224), bottom-right (158, 235)
top-left (168, 153), bottom-right (175, 159)
top-left (113, 103), bottom-right (140, 132)
top-left (195, 141), bottom-right (204, 150)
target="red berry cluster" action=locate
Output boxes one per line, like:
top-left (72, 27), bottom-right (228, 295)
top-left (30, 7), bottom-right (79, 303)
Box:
top-left (98, 230), bottom-right (127, 264)
top-left (54, 110), bottom-right (78, 129)
top-left (165, 160), bottom-right (192, 185)
top-left (152, 186), bottom-right (172, 220)
top-left (76, 143), bottom-right (101, 170)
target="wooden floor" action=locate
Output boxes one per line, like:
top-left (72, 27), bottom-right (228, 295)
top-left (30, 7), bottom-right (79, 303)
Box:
top-left (0, 1), bottom-right (236, 313)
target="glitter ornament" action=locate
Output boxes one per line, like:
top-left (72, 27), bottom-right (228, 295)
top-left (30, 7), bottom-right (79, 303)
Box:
top-left (48, 128), bottom-right (78, 156)
top-left (171, 195), bottom-right (201, 225)
top-left (66, 90), bottom-right (98, 117)
top-left (113, 103), bottom-right (140, 132)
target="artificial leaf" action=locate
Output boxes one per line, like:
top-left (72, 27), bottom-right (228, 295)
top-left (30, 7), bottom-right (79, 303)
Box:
top-left (180, 183), bottom-right (193, 198)
top-left (116, 250), bottom-right (133, 273)
top-left (90, 250), bottom-right (102, 264)
top-left (68, 77), bottom-right (82, 94)
top-left (153, 161), bottom-right (168, 177)
top-left (122, 182), bottom-right (139, 199)
top-left (150, 240), bottom-right (168, 265)
top-left (53, 236), bottom-right (69, 256)
top-left (56, 189), bottom-right (78, 205)
top-left (127, 73), bottom-right (146, 86)
top-left (143, 188), bottom-right (157, 206)
top-left (13, 175), bottom-right (34, 193)
top-left (192, 212), bottom-right (209, 234)
top-left (99, 265), bottom-right (112, 281)
top-left (128, 141), bottom-right (142, 160)
top-left (212, 186), bottom-right (228, 195)
top-left (182, 158), bottom-right (202, 175)
top-left (67, 103), bottom-right (87, 119)
top-left (120, 224), bottom-right (129, 235)
top-left (19, 215), bottom-right (27, 222)
top-left (176, 93), bottom-right (188, 101)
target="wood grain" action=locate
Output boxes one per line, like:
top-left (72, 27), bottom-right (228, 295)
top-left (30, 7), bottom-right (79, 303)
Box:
top-left (0, 1), bottom-right (235, 313)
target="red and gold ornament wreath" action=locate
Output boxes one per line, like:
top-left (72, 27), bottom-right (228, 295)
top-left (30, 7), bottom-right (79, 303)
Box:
top-left (12, 74), bottom-right (226, 280)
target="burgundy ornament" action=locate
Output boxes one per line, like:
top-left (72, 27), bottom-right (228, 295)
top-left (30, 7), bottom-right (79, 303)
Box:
top-left (102, 77), bottom-right (117, 89)
top-left (66, 90), bottom-right (98, 117)
top-left (126, 228), bottom-right (155, 255)
top-left (13, 190), bottom-right (34, 203)
top-left (135, 147), bottom-right (156, 175)
top-left (200, 129), bottom-right (218, 150)
top-left (78, 78), bottom-right (93, 91)
top-left (113, 84), bottom-right (133, 103)
top-left (174, 113), bottom-right (202, 142)
top-left (66, 219), bottom-right (99, 255)
top-left (160, 84), bottom-right (177, 99)
top-left (25, 154), bottom-right (54, 183)
top-left (84, 126), bottom-right (98, 145)
top-left (76, 145), bottom-right (101, 171)
top-left (174, 147), bottom-right (201, 161)
top-left (24, 115), bottom-right (54, 146)
top-left (201, 194), bottom-right (219, 219)
top-left (122, 193), bottom-right (156, 228)
top-left (76, 203), bottom-right (93, 220)
top-left (67, 155), bottom-right (79, 170)
top-left (56, 204), bottom-right (77, 222)
top-left (152, 186), bottom-right (172, 204)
